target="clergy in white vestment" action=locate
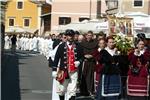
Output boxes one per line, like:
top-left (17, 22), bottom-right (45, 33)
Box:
top-left (40, 37), bottom-right (45, 55)
top-left (20, 36), bottom-right (23, 50)
top-left (21, 36), bottom-right (26, 50)
top-left (17, 35), bottom-right (22, 50)
top-left (32, 36), bottom-right (39, 52)
top-left (43, 38), bottom-right (48, 56)
top-left (25, 37), bottom-right (30, 51)
top-left (29, 37), bottom-right (33, 51)
top-left (4, 34), bottom-right (11, 49)
top-left (46, 37), bottom-right (53, 60)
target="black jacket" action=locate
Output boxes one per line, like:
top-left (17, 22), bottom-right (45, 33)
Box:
top-left (99, 49), bottom-right (120, 75)
top-left (53, 42), bottom-right (84, 71)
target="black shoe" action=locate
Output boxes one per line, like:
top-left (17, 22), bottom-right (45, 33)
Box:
top-left (59, 95), bottom-right (65, 100)
top-left (69, 96), bottom-right (75, 100)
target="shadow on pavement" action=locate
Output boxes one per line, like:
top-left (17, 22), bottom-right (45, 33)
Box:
top-left (1, 53), bottom-right (21, 100)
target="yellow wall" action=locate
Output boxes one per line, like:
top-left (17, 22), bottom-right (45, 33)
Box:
top-left (5, 0), bottom-right (38, 29)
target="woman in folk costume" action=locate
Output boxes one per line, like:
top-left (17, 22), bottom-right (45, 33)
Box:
top-left (96, 36), bottom-right (121, 100)
top-left (52, 29), bottom-right (84, 100)
top-left (92, 38), bottom-right (106, 92)
top-left (127, 39), bottom-right (150, 100)
top-left (80, 31), bottom-right (98, 96)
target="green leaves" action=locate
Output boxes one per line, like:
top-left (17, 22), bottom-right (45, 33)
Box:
top-left (114, 35), bottom-right (133, 55)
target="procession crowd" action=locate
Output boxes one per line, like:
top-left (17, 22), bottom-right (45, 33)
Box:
top-left (4, 30), bottom-right (150, 100)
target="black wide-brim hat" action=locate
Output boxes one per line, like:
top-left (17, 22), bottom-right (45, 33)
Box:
top-left (65, 29), bottom-right (75, 36)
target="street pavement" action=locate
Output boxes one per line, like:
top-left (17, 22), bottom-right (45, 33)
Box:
top-left (2, 50), bottom-right (130, 100)
top-left (2, 50), bottom-right (52, 100)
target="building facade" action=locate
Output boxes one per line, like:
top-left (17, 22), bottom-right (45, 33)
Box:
top-left (25, 0), bottom-right (107, 34)
top-left (30, 0), bottom-right (51, 35)
top-left (122, 0), bottom-right (150, 14)
top-left (5, 0), bottom-right (39, 35)
top-left (105, 0), bottom-right (150, 15)
top-left (50, 0), bottom-right (98, 34)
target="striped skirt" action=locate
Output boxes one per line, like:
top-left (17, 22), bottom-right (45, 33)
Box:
top-left (101, 74), bottom-right (121, 97)
top-left (127, 75), bottom-right (149, 96)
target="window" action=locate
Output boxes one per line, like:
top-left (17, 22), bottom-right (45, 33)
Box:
top-left (133, 0), bottom-right (143, 7)
top-left (59, 17), bottom-right (71, 25)
top-left (9, 19), bottom-right (14, 26)
top-left (79, 17), bottom-right (89, 22)
top-left (24, 19), bottom-right (30, 27)
top-left (17, 1), bottom-right (23, 9)
top-left (106, 0), bottom-right (118, 9)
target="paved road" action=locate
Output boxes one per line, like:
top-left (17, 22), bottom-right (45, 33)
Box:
top-left (3, 50), bottom-right (130, 100)
top-left (2, 50), bottom-right (52, 100)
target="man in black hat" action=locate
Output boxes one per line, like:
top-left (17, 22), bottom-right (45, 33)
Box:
top-left (52, 29), bottom-right (84, 100)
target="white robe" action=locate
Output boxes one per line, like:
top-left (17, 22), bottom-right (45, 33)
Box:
top-left (4, 36), bottom-right (11, 49)
top-left (32, 37), bottom-right (38, 52)
top-left (21, 37), bottom-right (26, 50)
top-left (43, 39), bottom-right (48, 56)
top-left (29, 38), bottom-right (33, 51)
top-left (20, 37), bottom-right (23, 50)
top-left (45, 39), bottom-right (53, 60)
top-left (40, 38), bottom-right (45, 54)
top-left (16, 37), bottom-right (21, 50)
top-left (25, 38), bottom-right (30, 50)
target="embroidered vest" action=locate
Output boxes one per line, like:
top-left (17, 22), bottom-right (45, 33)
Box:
top-left (67, 45), bottom-right (77, 72)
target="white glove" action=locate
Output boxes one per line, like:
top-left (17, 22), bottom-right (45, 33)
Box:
top-left (74, 61), bottom-right (80, 67)
top-left (52, 71), bottom-right (57, 78)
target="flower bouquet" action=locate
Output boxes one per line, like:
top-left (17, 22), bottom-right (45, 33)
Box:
top-left (114, 34), bottom-right (134, 55)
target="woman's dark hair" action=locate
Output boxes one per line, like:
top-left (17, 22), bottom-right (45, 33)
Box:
top-left (106, 36), bottom-right (114, 43)
top-left (87, 30), bottom-right (93, 34)
top-left (137, 33), bottom-right (145, 40)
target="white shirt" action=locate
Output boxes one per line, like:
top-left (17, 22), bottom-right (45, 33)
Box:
top-left (67, 42), bottom-right (73, 49)
top-left (105, 47), bottom-right (118, 56)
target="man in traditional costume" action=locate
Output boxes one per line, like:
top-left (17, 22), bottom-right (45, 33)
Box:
top-left (96, 36), bottom-right (121, 100)
top-left (52, 29), bottom-right (83, 100)
top-left (127, 39), bottom-right (150, 100)
top-left (80, 31), bottom-right (98, 96)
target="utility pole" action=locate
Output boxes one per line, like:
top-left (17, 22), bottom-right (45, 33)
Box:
top-left (89, 0), bottom-right (92, 19)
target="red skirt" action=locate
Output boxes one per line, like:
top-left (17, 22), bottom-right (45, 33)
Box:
top-left (127, 75), bottom-right (149, 96)
top-left (94, 64), bottom-right (103, 92)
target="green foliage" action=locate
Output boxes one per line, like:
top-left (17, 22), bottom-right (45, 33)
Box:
top-left (114, 35), bottom-right (133, 55)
